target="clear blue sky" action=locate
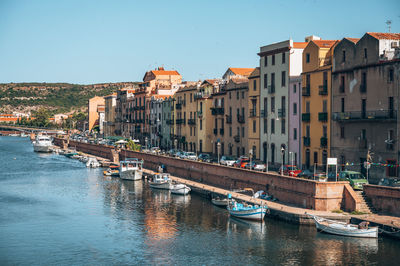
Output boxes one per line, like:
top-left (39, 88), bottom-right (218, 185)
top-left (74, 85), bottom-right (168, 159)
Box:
top-left (0, 0), bottom-right (399, 84)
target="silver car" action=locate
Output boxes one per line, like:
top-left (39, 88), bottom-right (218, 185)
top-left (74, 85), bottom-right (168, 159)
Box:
top-left (220, 156), bottom-right (236, 166)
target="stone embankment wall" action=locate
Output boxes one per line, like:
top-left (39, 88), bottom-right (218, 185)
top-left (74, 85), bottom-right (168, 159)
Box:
top-left (55, 138), bottom-right (361, 212)
top-left (364, 185), bottom-right (400, 217)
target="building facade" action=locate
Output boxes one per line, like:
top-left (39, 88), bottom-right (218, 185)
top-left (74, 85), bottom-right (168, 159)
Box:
top-left (88, 96), bottom-right (105, 132)
top-left (104, 93), bottom-right (117, 137)
top-left (248, 68), bottom-right (260, 160)
top-left (288, 76), bottom-right (302, 167)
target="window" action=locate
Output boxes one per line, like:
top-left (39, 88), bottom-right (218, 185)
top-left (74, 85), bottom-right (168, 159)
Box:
top-left (237, 127), bottom-right (240, 137)
top-left (229, 92), bottom-right (232, 99)
top-left (264, 119), bottom-right (267, 134)
top-left (229, 126), bottom-right (232, 136)
top-left (271, 97), bottom-right (275, 113)
top-left (271, 119), bottom-right (275, 134)
top-left (264, 56), bottom-right (268, 66)
top-left (236, 91), bottom-right (239, 99)
top-left (323, 100), bottom-right (327, 112)
top-left (342, 50), bottom-right (346, 62)
top-left (242, 127), bottom-right (245, 138)
top-left (200, 102), bottom-right (203, 112)
top-left (271, 73), bottom-right (275, 88)
top-left (306, 101), bottom-right (310, 113)
top-left (340, 126), bottom-right (345, 139)
top-left (340, 76), bottom-right (345, 93)
top-left (241, 91), bottom-right (244, 99)
top-left (281, 71), bottom-right (286, 87)
top-left (323, 125), bottom-right (327, 138)
top-left (264, 74), bottom-right (268, 89)
top-left (282, 52), bottom-right (286, 64)
top-left (306, 53), bottom-right (310, 63)
top-left (281, 118), bottom-right (285, 134)
top-left (388, 69), bottom-right (394, 83)
top-left (253, 79), bottom-right (257, 91)
top-left (314, 152), bottom-right (318, 165)
top-left (272, 54), bottom-right (275, 65)
top-left (293, 103), bottom-right (297, 115)
top-left (200, 119), bottom-right (202, 130)
top-left (253, 120), bottom-right (256, 133)
top-left (341, 98), bottom-right (345, 113)
top-left (294, 84), bottom-right (297, 93)
top-left (364, 48), bottom-right (367, 59)
top-left (294, 128), bottom-right (297, 140)
top-left (361, 72), bottom-right (367, 92)
top-left (190, 93), bottom-right (192, 103)
top-left (190, 127), bottom-right (192, 136)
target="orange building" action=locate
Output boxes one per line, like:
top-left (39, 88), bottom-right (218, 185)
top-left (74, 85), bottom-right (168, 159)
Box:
top-left (88, 96), bottom-right (105, 132)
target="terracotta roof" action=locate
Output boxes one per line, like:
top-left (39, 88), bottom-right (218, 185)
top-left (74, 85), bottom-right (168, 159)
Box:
top-left (0, 114), bottom-right (14, 117)
top-left (248, 67), bottom-right (260, 78)
top-left (344, 37), bottom-right (360, 44)
top-left (0, 117), bottom-right (18, 122)
top-left (228, 68), bottom-right (255, 76)
top-left (151, 70), bottom-right (180, 76)
top-left (97, 107), bottom-right (105, 112)
top-left (367, 32), bottom-right (400, 40)
top-left (312, 40), bottom-right (338, 48)
top-left (293, 42), bottom-right (308, 49)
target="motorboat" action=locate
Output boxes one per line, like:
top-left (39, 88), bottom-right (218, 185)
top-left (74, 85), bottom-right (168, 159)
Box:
top-left (227, 199), bottom-right (268, 221)
top-left (171, 183), bottom-right (191, 195)
top-left (32, 135), bottom-right (52, 152)
top-left (119, 158), bottom-right (143, 181)
top-left (310, 215), bottom-right (378, 238)
top-left (86, 157), bottom-right (100, 168)
top-left (149, 173), bottom-right (172, 190)
top-left (103, 165), bottom-right (120, 177)
top-left (211, 197), bottom-right (229, 207)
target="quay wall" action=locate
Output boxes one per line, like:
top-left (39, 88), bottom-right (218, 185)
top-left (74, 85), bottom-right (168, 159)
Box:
top-left (54, 138), bottom-right (358, 212)
top-left (364, 185), bottom-right (400, 217)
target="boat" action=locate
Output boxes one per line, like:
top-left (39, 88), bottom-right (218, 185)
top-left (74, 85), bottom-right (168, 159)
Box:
top-left (119, 158), bottom-right (143, 181)
top-left (86, 157), bottom-right (100, 168)
top-left (227, 199), bottom-right (268, 221)
top-left (211, 197), bottom-right (229, 207)
top-left (171, 183), bottom-right (191, 195)
top-left (103, 165), bottom-right (120, 177)
top-left (32, 135), bottom-right (52, 152)
top-left (64, 151), bottom-right (78, 158)
top-left (149, 173), bottom-right (173, 190)
top-left (310, 215), bottom-right (378, 238)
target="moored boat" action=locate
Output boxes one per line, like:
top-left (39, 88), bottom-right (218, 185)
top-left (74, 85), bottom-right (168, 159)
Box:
top-left (149, 173), bottom-right (172, 190)
top-left (86, 157), bottom-right (100, 168)
top-left (227, 199), bottom-right (268, 221)
top-left (32, 135), bottom-right (52, 152)
top-left (211, 197), bottom-right (229, 207)
top-left (310, 215), bottom-right (378, 238)
top-left (171, 183), bottom-right (191, 195)
top-left (119, 158), bottom-right (143, 181)
top-left (103, 165), bottom-right (120, 177)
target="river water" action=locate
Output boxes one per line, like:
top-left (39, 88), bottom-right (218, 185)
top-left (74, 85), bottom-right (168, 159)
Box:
top-left (0, 136), bottom-right (399, 265)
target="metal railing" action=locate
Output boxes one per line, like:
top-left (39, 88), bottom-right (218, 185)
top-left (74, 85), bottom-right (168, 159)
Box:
top-left (332, 110), bottom-right (397, 121)
top-left (302, 86), bottom-right (310, 96)
top-left (318, 112), bottom-right (328, 122)
top-left (318, 84), bottom-right (328, 95)
top-left (302, 113), bottom-right (310, 122)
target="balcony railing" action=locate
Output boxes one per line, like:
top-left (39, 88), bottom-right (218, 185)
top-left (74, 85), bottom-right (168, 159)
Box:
top-left (166, 119), bottom-right (174, 125)
top-left (211, 107), bottom-right (224, 115)
top-left (237, 115), bottom-right (245, 123)
top-left (319, 84), bottom-right (328, 95)
top-left (320, 137), bottom-right (328, 148)
top-left (318, 112), bottom-right (328, 122)
top-left (175, 103), bottom-right (182, 110)
top-left (213, 128), bottom-right (217, 135)
top-left (176, 119), bottom-right (184, 125)
top-left (303, 137), bottom-right (310, 147)
top-left (188, 119), bottom-right (196, 125)
top-left (302, 113), bottom-right (310, 122)
top-left (302, 86), bottom-right (310, 96)
top-left (332, 110), bottom-right (397, 122)
top-left (278, 109), bottom-right (286, 118)
top-left (260, 110), bottom-right (267, 117)
top-left (249, 109), bottom-right (257, 117)
top-left (220, 128), bottom-right (224, 135)
top-left (140, 106), bottom-right (145, 110)
top-left (359, 139), bottom-right (367, 149)
top-left (226, 115), bottom-right (232, 124)
top-left (234, 135), bottom-right (240, 143)
top-left (268, 84), bottom-right (275, 94)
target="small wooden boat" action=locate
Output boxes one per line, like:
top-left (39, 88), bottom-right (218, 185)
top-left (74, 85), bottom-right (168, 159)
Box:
top-left (227, 200), bottom-right (268, 221)
top-left (310, 215), bottom-right (378, 238)
top-left (211, 197), bottom-right (229, 207)
top-left (149, 173), bottom-right (172, 190)
top-left (171, 184), bottom-right (191, 195)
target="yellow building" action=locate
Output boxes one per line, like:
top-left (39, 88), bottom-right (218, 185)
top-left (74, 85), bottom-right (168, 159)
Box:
top-left (248, 68), bottom-right (260, 160)
top-left (301, 40), bottom-right (338, 169)
top-left (88, 96), bottom-right (105, 132)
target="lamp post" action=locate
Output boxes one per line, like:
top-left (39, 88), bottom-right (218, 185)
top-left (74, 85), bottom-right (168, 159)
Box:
top-left (281, 146), bottom-right (285, 176)
top-left (145, 136), bottom-right (148, 150)
top-left (174, 138), bottom-right (178, 150)
top-left (217, 141), bottom-right (221, 164)
top-left (249, 148), bottom-right (253, 170)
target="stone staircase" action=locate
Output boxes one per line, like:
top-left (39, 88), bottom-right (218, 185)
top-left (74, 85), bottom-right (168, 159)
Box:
top-left (355, 191), bottom-right (375, 214)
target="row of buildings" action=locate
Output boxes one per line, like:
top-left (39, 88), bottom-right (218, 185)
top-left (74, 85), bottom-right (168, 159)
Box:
top-left (89, 32), bottom-right (400, 180)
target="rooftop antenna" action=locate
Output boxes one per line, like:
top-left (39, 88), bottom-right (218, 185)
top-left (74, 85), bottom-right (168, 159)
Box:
top-left (386, 20), bottom-right (392, 32)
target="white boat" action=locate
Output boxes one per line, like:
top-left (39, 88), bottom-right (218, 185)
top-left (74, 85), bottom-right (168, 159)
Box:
top-left (211, 197), bottom-right (229, 207)
top-left (227, 200), bottom-right (268, 221)
top-left (33, 135), bottom-right (52, 152)
top-left (86, 157), bottom-right (100, 168)
top-left (119, 158), bottom-right (143, 181)
top-left (149, 173), bottom-right (172, 190)
top-left (171, 183), bottom-right (191, 195)
top-left (310, 215), bottom-right (378, 238)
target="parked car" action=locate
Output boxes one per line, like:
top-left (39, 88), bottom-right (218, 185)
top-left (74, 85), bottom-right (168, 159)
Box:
top-left (150, 147), bottom-right (161, 154)
top-left (220, 156), bottom-right (236, 166)
top-left (338, 171), bottom-right (368, 190)
top-left (167, 149), bottom-right (178, 157)
top-left (185, 152), bottom-right (198, 160)
top-left (175, 151), bottom-right (186, 159)
top-left (244, 160), bottom-right (266, 171)
top-left (233, 157), bottom-right (250, 168)
top-left (378, 177), bottom-right (400, 187)
top-left (198, 153), bottom-right (212, 162)
top-left (279, 165), bottom-right (302, 177)
top-left (297, 169), bottom-right (314, 179)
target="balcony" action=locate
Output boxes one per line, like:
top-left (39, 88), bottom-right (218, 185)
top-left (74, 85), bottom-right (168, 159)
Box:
top-left (320, 137), bottom-right (328, 148)
top-left (175, 103), bottom-right (182, 110)
top-left (133, 106), bottom-right (139, 111)
top-left (213, 128), bottom-right (217, 135)
top-left (318, 112), bottom-right (328, 122)
top-left (140, 106), bottom-right (145, 110)
top-left (302, 113), bottom-right (310, 122)
top-left (318, 84), bottom-right (328, 95)
top-left (166, 119), bottom-right (174, 125)
top-left (260, 110), bottom-right (267, 117)
top-left (278, 109), bottom-right (286, 118)
top-left (359, 139), bottom-right (367, 149)
top-left (234, 135), bottom-right (240, 143)
top-left (197, 111), bottom-right (203, 118)
top-left (332, 110), bottom-right (397, 122)
top-left (237, 115), bottom-right (245, 123)
top-left (268, 84), bottom-right (275, 94)
top-left (211, 107), bottom-right (224, 115)
top-left (302, 86), bottom-right (310, 96)
top-left (176, 119), bottom-right (184, 125)
top-left (249, 109), bottom-right (257, 117)
top-left (360, 84), bottom-right (367, 93)
top-left (226, 115), bottom-right (232, 124)
top-left (194, 92), bottom-right (203, 100)
top-left (188, 119), bottom-right (196, 125)
top-left (303, 137), bottom-right (310, 147)
top-left (220, 128), bottom-right (224, 135)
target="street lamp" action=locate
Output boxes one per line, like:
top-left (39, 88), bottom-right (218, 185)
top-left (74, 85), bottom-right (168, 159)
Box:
top-left (281, 146), bottom-right (285, 176)
top-left (249, 148), bottom-right (253, 170)
top-left (217, 141), bottom-right (221, 164)
top-left (145, 136), bottom-right (148, 150)
top-left (174, 138), bottom-right (178, 150)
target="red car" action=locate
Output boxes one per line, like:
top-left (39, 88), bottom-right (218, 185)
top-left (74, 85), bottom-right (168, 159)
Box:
top-left (233, 157), bottom-right (250, 168)
top-left (279, 165), bottom-right (302, 177)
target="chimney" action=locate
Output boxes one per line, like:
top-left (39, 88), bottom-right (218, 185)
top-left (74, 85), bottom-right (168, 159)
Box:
top-left (158, 67), bottom-right (165, 71)
top-left (305, 35), bottom-right (321, 42)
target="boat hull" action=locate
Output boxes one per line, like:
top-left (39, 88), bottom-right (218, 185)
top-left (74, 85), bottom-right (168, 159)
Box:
top-left (228, 207), bottom-right (267, 221)
top-left (149, 181), bottom-right (172, 190)
top-left (33, 145), bottom-right (52, 153)
top-left (171, 184), bottom-right (191, 195)
top-left (211, 199), bottom-right (229, 207)
top-left (315, 220), bottom-right (378, 238)
top-left (120, 169), bottom-right (142, 181)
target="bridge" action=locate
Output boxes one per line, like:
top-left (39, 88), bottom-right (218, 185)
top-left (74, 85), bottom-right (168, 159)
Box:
top-left (0, 125), bottom-right (65, 135)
